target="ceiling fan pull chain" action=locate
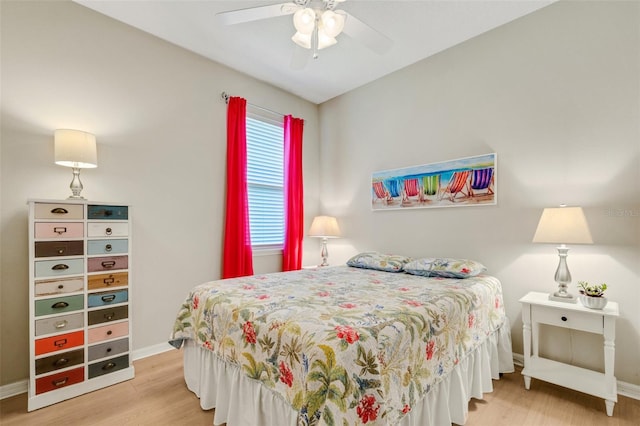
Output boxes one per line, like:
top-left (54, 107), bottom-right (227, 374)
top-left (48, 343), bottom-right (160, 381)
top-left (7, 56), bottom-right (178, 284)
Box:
top-left (312, 21), bottom-right (319, 59)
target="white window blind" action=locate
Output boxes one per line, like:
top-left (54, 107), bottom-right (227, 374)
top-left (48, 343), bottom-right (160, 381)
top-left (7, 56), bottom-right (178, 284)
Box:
top-left (246, 114), bottom-right (284, 249)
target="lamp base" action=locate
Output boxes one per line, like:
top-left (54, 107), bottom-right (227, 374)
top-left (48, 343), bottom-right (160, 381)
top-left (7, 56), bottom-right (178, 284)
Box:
top-left (548, 292), bottom-right (577, 303)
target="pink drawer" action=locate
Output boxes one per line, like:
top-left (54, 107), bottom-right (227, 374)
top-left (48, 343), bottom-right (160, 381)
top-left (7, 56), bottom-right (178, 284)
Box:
top-left (88, 321), bottom-right (129, 343)
top-left (35, 222), bottom-right (83, 239)
top-left (88, 256), bottom-right (128, 272)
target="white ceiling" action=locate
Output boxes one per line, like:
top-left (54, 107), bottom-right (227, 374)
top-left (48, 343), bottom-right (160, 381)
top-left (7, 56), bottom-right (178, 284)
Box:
top-left (74, 1), bottom-right (555, 104)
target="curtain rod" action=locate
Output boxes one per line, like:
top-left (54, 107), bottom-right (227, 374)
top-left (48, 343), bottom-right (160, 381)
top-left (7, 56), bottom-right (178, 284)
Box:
top-left (221, 91), bottom-right (285, 117)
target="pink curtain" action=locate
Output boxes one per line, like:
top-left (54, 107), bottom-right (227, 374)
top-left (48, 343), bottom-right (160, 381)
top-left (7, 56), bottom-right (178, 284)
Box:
top-left (223, 97), bottom-right (254, 278)
top-left (283, 115), bottom-right (305, 271)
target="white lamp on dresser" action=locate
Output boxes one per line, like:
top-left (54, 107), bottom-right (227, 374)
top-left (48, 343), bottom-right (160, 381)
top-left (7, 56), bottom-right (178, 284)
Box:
top-left (308, 215), bottom-right (341, 267)
top-left (54, 129), bottom-right (98, 199)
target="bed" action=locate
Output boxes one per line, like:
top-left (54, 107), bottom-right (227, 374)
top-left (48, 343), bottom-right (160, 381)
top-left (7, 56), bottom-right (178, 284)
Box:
top-left (169, 256), bottom-right (514, 425)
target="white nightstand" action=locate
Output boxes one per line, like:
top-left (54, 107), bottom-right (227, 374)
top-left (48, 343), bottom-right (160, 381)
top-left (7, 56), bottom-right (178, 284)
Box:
top-left (519, 291), bottom-right (619, 416)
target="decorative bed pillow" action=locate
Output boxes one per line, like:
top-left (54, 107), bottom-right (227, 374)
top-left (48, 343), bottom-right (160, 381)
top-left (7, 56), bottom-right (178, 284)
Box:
top-left (403, 258), bottom-right (486, 279)
top-left (347, 252), bottom-right (412, 273)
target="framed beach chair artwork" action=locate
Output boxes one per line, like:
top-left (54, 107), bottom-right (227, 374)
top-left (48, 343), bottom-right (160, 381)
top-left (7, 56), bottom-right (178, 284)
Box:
top-left (371, 153), bottom-right (497, 211)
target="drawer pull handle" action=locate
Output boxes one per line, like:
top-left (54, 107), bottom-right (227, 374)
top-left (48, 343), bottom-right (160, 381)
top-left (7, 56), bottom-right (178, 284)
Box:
top-left (52, 377), bottom-right (69, 387)
top-left (53, 227), bottom-right (67, 235)
top-left (52, 264), bottom-right (69, 271)
top-left (104, 277), bottom-right (115, 285)
top-left (51, 208), bottom-right (69, 215)
top-left (101, 261), bottom-right (116, 269)
top-left (53, 358), bottom-right (69, 367)
top-left (51, 301), bottom-right (69, 309)
top-left (561, 316), bottom-right (568, 322)
top-left (54, 338), bottom-right (68, 347)
top-left (57, 248), bottom-right (66, 254)
top-left (105, 227), bottom-right (113, 235)
top-left (102, 362), bottom-right (117, 371)
top-left (106, 348), bottom-right (112, 353)
top-left (101, 295), bottom-right (117, 303)
top-left (106, 330), bottom-right (113, 335)
top-left (55, 320), bottom-right (68, 329)
top-left (105, 313), bottom-right (115, 320)
top-left (105, 244), bottom-right (113, 252)
top-left (57, 284), bottom-right (65, 289)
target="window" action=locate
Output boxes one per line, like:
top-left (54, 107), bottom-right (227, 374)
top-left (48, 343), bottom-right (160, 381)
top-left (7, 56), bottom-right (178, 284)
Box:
top-left (246, 112), bottom-right (284, 250)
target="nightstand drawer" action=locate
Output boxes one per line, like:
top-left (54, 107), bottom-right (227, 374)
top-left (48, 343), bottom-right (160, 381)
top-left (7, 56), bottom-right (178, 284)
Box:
top-left (35, 241), bottom-right (84, 258)
top-left (88, 272), bottom-right (128, 290)
top-left (35, 367), bottom-right (84, 394)
top-left (34, 203), bottom-right (84, 220)
top-left (34, 222), bottom-right (84, 239)
top-left (88, 337), bottom-right (129, 361)
top-left (532, 304), bottom-right (603, 334)
top-left (87, 222), bottom-right (128, 238)
top-left (88, 205), bottom-right (128, 220)
top-left (35, 348), bottom-right (84, 375)
top-left (35, 277), bottom-right (84, 296)
top-left (87, 239), bottom-right (128, 255)
top-left (35, 312), bottom-right (83, 336)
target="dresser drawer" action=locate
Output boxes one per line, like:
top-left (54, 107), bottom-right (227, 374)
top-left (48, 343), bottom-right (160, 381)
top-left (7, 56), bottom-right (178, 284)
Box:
top-left (89, 354), bottom-right (129, 379)
top-left (34, 203), bottom-right (84, 220)
top-left (88, 255), bottom-right (128, 273)
top-left (88, 337), bottom-right (129, 362)
top-left (35, 295), bottom-right (84, 317)
top-left (87, 239), bottom-right (128, 255)
top-left (88, 321), bottom-right (129, 344)
top-left (35, 312), bottom-right (83, 336)
top-left (87, 222), bottom-right (128, 238)
top-left (35, 330), bottom-right (84, 356)
top-left (532, 304), bottom-right (603, 334)
top-left (35, 348), bottom-right (84, 375)
top-left (35, 367), bottom-right (84, 395)
top-left (88, 272), bottom-right (128, 290)
top-left (35, 277), bottom-right (84, 296)
top-left (88, 205), bottom-right (128, 220)
top-left (34, 222), bottom-right (84, 239)
top-left (88, 305), bottom-right (128, 326)
top-left (35, 258), bottom-right (84, 278)
top-left (35, 241), bottom-right (84, 258)
top-left (88, 289), bottom-right (128, 308)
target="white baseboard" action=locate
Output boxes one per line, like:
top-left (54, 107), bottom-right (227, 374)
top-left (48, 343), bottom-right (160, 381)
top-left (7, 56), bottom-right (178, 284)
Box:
top-left (3, 350), bottom-right (638, 401)
top-left (0, 342), bottom-right (176, 400)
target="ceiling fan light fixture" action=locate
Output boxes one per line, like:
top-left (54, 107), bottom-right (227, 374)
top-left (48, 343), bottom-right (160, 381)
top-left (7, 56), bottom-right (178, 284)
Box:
top-left (292, 31), bottom-right (312, 49)
top-left (293, 8), bottom-right (316, 35)
top-left (320, 10), bottom-right (345, 38)
top-left (317, 29), bottom-right (337, 50)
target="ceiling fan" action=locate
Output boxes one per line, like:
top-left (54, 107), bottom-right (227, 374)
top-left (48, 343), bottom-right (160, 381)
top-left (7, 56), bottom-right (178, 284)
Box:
top-left (216, 0), bottom-right (393, 64)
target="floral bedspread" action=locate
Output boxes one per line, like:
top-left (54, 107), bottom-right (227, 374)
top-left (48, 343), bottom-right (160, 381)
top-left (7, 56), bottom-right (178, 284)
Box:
top-left (170, 266), bottom-right (506, 425)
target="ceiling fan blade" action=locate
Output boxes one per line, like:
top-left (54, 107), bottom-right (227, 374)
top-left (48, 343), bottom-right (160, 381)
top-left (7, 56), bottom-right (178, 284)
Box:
top-left (290, 45), bottom-right (312, 70)
top-left (341, 11), bottom-right (393, 55)
top-left (216, 2), bottom-right (299, 26)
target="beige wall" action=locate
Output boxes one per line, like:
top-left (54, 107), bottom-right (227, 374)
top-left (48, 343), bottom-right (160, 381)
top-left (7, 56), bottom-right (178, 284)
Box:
top-left (319, 0), bottom-right (640, 386)
top-left (0, 1), bottom-right (321, 386)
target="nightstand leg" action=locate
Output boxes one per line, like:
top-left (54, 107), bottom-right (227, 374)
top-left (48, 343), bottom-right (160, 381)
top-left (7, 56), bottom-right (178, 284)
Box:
top-left (524, 375), bottom-right (531, 390)
top-left (605, 399), bottom-right (615, 416)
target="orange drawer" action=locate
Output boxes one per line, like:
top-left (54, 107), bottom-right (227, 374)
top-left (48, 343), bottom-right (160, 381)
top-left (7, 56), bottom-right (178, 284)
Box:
top-left (88, 321), bottom-right (129, 344)
top-left (35, 330), bottom-right (84, 356)
top-left (88, 272), bottom-right (128, 290)
top-left (36, 367), bottom-right (84, 395)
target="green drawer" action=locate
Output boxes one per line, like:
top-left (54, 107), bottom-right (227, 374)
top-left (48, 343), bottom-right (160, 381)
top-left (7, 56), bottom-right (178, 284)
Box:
top-left (35, 294), bottom-right (84, 317)
top-left (35, 258), bottom-right (84, 278)
top-left (88, 205), bottom-right (128, 220)
top-left (88, 354), bottom-right (129, 379)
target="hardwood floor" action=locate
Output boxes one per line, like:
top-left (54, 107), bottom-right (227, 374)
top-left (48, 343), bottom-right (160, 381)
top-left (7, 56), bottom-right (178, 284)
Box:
top-left (1, 349), bottom-right (639, 425)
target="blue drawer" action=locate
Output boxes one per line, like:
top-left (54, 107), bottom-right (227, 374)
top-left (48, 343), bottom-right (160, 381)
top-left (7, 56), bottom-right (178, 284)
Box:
top-left (88, 205), bottom-right (128, 220)
top-left (88, 290), bottom-right (128, 308)
top-left (35, 258), bottom-right (84, 278)
top-left (87, 239), bottom-right (128, 255)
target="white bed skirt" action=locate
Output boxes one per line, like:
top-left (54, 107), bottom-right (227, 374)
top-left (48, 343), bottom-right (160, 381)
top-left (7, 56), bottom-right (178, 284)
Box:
top-left (182, 318), bottom-right (515, 426)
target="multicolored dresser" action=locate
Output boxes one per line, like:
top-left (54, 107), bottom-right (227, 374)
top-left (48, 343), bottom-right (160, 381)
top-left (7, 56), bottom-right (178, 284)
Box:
top-left (28, 199), bottom-right (134, 411)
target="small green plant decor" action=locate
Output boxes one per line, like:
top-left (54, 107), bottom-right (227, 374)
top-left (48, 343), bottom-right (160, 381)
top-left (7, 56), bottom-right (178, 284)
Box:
top-left (577, 281), bottom-right (607, 297)
top-left (577, 281), bottom-right (609, 309)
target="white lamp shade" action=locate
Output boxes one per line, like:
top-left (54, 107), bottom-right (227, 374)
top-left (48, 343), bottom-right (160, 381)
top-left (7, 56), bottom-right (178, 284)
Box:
top-left (292, 31), bottom-right (311, 49)
top-left (321, 10), bottom-right (345, 38)
top-left (54, 129), bottom-right (98, 168)
top-left (293, 8), bottom-right (316, 34)
top-left (317, 29), bottom-right (337, 50)
top-left (532, 206), bottom-right (593, 244)
top-left (309, 216), bottom-right (341, 238)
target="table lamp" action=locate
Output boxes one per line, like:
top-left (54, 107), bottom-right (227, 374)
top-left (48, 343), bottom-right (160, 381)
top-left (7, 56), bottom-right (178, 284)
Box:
top-left (309, 215), bottom-right (341, 267)
top-left (54, 129), bottom-right (98, 199)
